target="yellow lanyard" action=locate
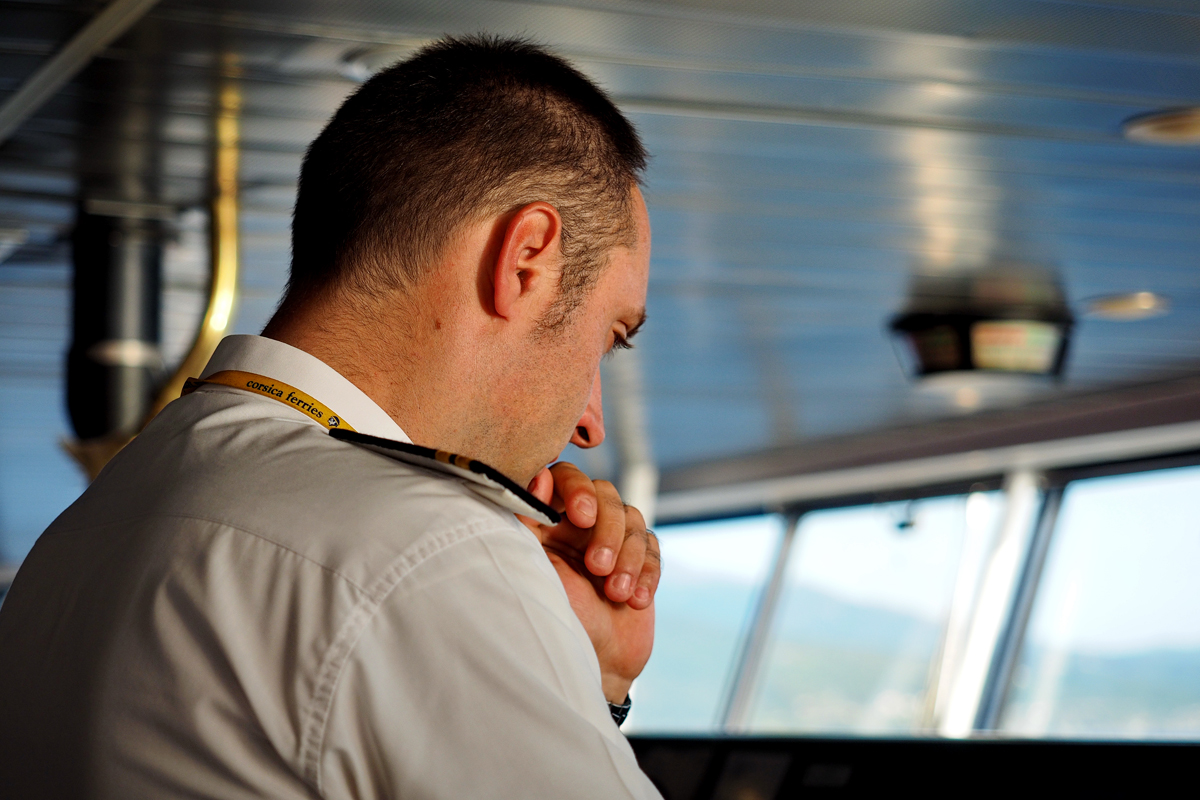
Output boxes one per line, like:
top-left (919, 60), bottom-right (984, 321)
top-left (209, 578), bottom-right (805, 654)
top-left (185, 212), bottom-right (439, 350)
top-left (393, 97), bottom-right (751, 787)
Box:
top-left (182, 370), bottom-right (356, 432)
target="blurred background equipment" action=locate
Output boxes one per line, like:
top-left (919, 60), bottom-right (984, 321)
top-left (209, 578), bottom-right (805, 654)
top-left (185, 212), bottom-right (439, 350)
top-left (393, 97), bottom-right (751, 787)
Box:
top-left (888, 263), bottom-right (1076, 412)
top-left (889, 264), bottom-right (1073, 380)
top-left (63, 205), bottom-right (165, 473)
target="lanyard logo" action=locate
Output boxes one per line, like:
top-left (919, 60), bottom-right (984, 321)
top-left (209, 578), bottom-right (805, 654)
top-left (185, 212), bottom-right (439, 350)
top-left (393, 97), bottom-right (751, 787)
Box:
top-left (182, 371), bottom-right (356, 432)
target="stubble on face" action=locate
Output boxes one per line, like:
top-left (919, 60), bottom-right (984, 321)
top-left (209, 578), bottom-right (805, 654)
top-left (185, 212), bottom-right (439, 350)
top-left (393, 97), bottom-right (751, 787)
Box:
top-left (447, 188), bottom-right (649, 485)
top-left (498, 190), bottom-right (651, 484)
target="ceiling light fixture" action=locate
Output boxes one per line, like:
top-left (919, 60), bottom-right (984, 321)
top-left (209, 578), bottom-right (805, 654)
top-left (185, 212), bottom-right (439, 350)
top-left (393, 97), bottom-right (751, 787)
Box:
top-left (1123, 108), bottom-right (1200, 145)
top-left (1085, 292), bottom-right (1169, 321)
top-left (890, 265), bottom-right (1074, 380)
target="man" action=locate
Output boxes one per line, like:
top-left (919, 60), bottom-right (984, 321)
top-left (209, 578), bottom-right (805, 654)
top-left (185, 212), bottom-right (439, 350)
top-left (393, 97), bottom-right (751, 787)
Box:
top-left (0, 37), bottom-right (663, 798)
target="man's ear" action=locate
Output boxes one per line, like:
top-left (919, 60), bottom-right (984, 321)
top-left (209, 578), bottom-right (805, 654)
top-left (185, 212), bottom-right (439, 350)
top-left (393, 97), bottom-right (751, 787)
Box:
top-left (493, 202), bottom-right (562, 321)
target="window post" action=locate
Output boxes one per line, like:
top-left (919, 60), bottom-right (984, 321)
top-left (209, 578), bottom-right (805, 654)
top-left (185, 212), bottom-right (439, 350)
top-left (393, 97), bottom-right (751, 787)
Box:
top-left (937, 470), bottom-right (1044, 737)
top-left (718, 512), bottom-right (800, 732)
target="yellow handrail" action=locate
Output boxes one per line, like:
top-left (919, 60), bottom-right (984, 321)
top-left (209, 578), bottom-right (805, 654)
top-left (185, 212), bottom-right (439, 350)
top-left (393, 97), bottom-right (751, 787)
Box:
top-left (150, 79), bottom-right (241, 417)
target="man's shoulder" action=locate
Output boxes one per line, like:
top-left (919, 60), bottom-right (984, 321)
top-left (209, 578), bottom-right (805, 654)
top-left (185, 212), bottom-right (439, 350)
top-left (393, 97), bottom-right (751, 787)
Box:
top-left (58, 390), bottom-right (535, 590)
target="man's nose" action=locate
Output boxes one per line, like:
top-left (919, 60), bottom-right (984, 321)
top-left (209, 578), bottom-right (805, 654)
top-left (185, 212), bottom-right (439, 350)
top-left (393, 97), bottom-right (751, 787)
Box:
top-left (570, 371), bottom-right (605, 448)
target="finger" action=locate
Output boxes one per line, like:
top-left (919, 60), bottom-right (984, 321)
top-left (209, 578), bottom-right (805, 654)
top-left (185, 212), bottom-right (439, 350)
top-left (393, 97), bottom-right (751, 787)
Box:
top-left (628, 530), bottom-right (661, 610)
top-left (548, 462), bottom-right (599, 527)
top-left (526, 467), bottom-right (554, 506)
top-left (583, 480), bottom-right (626, 576)
top-left (605, 504), bottom-right (647, 603)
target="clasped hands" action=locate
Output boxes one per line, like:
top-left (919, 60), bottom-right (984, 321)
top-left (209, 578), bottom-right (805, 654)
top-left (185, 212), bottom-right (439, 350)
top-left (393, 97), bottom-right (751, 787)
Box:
top-left (520, 463), bottom-right (660, 706)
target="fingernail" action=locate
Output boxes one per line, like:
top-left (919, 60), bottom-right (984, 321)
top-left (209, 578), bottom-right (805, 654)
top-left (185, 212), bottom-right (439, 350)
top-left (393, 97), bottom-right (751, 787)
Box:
top-left (577, 497), bottom-right (597, 521)
top-left (634, 587), bottom-right (650, 604)
top-left (612, 573), bottom-right (632, 595)
top-left (593, 547), bottom-right (615, 571)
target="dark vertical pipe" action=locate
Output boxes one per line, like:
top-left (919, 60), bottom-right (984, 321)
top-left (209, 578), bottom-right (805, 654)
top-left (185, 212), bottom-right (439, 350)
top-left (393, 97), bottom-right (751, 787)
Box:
top-left (66, 210), bottom-right (163, 440)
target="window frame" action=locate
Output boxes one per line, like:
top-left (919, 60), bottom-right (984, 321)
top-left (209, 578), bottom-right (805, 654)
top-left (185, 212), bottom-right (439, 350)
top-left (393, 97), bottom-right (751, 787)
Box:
top-left (686, 448), bottom-right (1200, 738)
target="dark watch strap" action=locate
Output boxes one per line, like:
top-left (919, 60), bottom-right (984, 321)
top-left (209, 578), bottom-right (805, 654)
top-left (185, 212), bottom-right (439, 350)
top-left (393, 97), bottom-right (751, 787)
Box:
top-left (609, 694), bottom-right (632, 727)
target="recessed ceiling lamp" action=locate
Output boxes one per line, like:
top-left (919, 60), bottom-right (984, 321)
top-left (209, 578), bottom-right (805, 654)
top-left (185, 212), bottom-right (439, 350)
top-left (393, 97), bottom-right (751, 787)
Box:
top-left (340, 44), bottom-right (425, 82)
top-left (1085, 291), bottom-right (1169, 321)
top-left (0, 227), bottom-right (26, 263)
top-left (1123, 108), bottom-right (1200, 145)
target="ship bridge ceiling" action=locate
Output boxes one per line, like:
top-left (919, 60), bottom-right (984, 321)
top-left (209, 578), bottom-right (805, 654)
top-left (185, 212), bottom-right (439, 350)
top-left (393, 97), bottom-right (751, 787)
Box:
top-left (2, 0), bottom-right (1200, 497)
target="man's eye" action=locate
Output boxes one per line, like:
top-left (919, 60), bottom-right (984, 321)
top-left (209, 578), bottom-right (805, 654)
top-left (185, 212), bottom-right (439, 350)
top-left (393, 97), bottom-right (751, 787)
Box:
top-left (604, 335), bottom-right (632, 359)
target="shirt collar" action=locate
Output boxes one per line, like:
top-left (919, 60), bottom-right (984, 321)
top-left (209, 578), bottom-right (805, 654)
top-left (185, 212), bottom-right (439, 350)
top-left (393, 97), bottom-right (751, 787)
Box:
top-left (201, 335), bottom-right (411, 442)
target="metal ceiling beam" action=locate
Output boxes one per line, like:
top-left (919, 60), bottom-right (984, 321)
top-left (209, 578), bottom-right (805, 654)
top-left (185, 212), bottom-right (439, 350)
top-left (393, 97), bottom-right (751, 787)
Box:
top-left (660, 375), bottom-right (1200, 496)
top-left (656, 418), bottom-right (1200, 522)
top-left (0, 0), bottom-right (162, 145)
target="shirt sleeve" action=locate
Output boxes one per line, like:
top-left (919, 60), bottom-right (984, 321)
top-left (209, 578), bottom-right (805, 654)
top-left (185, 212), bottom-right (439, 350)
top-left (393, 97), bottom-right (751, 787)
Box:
top-left (312, 522), bottom-right (663, 800)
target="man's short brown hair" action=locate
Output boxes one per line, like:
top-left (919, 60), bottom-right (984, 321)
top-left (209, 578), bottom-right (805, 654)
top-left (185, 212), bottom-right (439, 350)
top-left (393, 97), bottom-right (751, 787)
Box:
top-left (289, 36), bottom-right (647, 326)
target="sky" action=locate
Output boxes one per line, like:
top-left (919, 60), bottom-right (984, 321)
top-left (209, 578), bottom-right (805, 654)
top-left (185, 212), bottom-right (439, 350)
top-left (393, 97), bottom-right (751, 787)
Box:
top-left (1026, 465), bottom-right (1200, 655)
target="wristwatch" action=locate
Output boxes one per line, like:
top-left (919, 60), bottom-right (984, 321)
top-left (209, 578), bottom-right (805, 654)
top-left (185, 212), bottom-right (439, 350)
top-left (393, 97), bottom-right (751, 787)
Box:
top-left (609, 694), bottom-right (632, 727)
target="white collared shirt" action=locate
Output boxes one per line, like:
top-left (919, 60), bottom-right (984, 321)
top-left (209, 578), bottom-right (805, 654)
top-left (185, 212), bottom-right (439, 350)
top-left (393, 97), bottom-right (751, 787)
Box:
top-left (0, 335), bottom-right (661, 799)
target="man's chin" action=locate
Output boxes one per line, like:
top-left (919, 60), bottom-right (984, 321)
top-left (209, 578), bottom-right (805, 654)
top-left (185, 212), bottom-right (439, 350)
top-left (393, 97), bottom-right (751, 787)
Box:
top-left (488, 426), bottom-right (578, 488)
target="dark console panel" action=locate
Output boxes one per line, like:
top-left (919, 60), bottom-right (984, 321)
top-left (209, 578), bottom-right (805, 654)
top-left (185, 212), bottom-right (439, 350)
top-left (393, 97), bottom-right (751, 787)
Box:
top-left (629, 735), bottom-right (1196, 798)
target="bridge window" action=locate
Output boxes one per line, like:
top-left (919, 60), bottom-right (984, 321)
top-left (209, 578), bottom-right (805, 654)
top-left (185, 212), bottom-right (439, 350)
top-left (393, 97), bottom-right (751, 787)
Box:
top-left (1001, 465), bottom-right (1200, 739)
top-left (624, 515), bottom-right (783, 732)
top-left (746, 493), bottom-right (1005, 734)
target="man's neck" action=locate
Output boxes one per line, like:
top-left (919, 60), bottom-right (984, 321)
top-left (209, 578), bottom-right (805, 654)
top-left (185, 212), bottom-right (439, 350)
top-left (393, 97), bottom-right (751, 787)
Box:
top-left (262, 289), bottom-right (470, 452)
